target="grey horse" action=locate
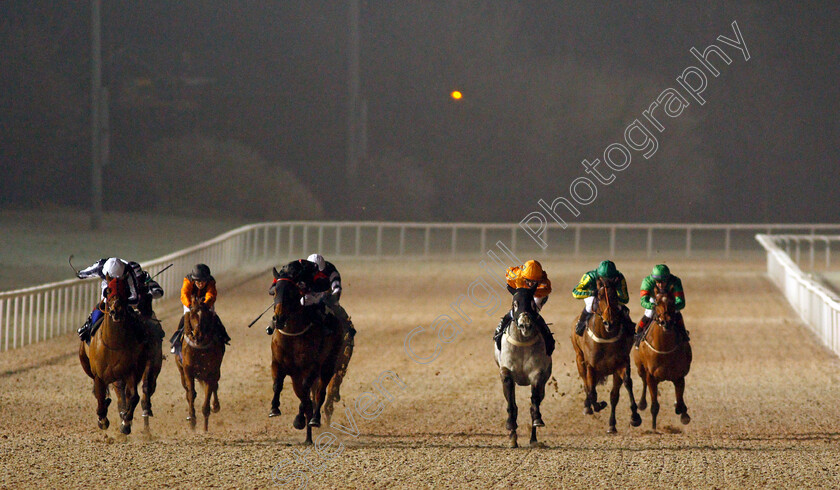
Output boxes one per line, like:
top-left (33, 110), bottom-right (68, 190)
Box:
top-left (494, 284), bottom-right (552, 448)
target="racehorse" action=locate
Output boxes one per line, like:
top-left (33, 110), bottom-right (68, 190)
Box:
top-left (78, 277), bottom-right (147, 434)
top-left (268, 265), bottom-right (343, 444)
top-left (633, 285), bottom-right (692, 430)
top-left (175, 297), bottom-right (226, 431)
top-left (571, 277), bottom-right (642, 433)
top-left (494, 284), bottom-right (552, 448)
top-left (323, 326), bottom-right (354, 427)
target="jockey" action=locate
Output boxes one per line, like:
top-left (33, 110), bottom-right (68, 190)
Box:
top-left (76, 257), bottom-right (164, 343)
top-left (305, 253), bottom-right (356, 338)
top-left (170, 264), bottom-right (231, 354)
top-left (634, 264), bottom-right (688, 346)
top-left (493, 259), bottom-right (555, 356)
top-left (572, 260), bottom-right (632, 336)
top-left (266, 258), bottom-right (334, 336)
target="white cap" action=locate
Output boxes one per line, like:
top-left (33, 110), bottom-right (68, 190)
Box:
top-left (307, 253), bottom-right (325, 271)
top-left (103, 257), bottom-right (125, 278)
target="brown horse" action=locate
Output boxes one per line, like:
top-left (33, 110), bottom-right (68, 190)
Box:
top-left (268, 267), bottom-right (343, 444)
top-left (571, 276), bottom-right (642, 433)
top-left (175, 297), bottom-right (226, 431)
top-left (79, 277), bottom-right (147, 434)
top-left (633, 286), bottom-right (692, 430)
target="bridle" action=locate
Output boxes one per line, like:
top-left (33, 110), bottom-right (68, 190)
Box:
top-left (272, 276), bottom-right (313, 337)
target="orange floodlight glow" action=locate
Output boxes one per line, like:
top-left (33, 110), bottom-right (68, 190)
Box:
top-left (450, 90), bottom-right (463, 100)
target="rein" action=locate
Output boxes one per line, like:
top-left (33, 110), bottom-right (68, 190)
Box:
top-left (184, 333), bottom-right (214, 350)
top-left (642, 337), bottom-right (680, 355)
top-left (276, 322), bottom-right (313, 337)
top-left (586, 326), bottom-right (623, 344)
top-left (504, 330), bottom-right (539, 347)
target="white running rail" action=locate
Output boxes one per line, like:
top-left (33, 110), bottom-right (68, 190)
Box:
top-left (2, 221), bottom-right (840, 352)
top-left (756, 234), bottom-right (840, 358)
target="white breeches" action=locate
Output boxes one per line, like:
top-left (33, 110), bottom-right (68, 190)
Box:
top-left (644, 308), bottom-right (654, 318)
top-left (584, 296), bottom-right (596, 313)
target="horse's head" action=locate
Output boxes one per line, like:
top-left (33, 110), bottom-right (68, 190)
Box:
top-left (510, 283), bottom-right (539, 339)
top-left (186, 298), bottom-right (214, 343)
top-left (104, 276), bottom-right (128, 322)
top-left (271, 266), bottom-right (307, 325)
top-left (653, 283), bottom-right (676, 329)
top-left (596, 276), bottom-right (622, 332)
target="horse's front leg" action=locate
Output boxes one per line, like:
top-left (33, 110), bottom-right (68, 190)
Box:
top-left (202, 380), bottom-right (216, 432)
top-left (93, 377), bottom-right (110, 430)
top-left (310, 363), bottom-right (335, 428)
top-left (269, 359), bottom-right (284, 417)
top-left (500, 368), bottom-right (518, 448)
top-left (292, 372), bottom-right (316, 444)
top-left (607, 371), bottom-right (622, 433)
top-left (529, 378), bottom-right (547, 447)
top-left (623, 364), bottom-right (642, 427)
top-left (120, 375), bottom-right (141, 435)
top-left (637, 363), bottom-right (649, 411)
top-left (674, 377), bottom-right (690, 425)
top-left (185, 371), bottom-right (197, 430)
top-left (585, 366), bottom-right (606, 414)
top-left (648, 377), bottom-right (660, 431)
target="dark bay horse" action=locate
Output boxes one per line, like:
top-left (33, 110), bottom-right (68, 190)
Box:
top-left (79, 277), bottom-right (146, 434)
top-left (571, 277), bottom-right (642, 433)
top-left (175, 297), bottom-right (226, 431)
top-left (494, 284), bottom-right (552, 448)
top-left (633, 286), bottom-right (692, 430)
top-left (268, 266), bottom-right (343, 444)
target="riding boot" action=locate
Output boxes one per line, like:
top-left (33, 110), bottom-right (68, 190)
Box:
top-left (266, 316), bottom-right (277, 335)
top-left (621, 305), bottom-right (635, 337)
top-left (78, 315), bottom-right (93, 343)
top-left (170, 316), bottom-right (185, 354)
top-left (215, 316), bottom-right (231, 345)
top-left (675, 313), bottom-right (690, 343)
top-left (634, 316), bottom-right (652, 348)
top-left (575, 308), bottom-right (592, 336)
top-left (535, 316), bottom-right (555, 356)
top-left (494, 314), bottom-right (512, 350)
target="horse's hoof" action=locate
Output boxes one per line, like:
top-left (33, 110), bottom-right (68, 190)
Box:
top-left (120, 423), bottom-right (131, 435)
top-left (268, 408), bottom-right (281, 418)
top-left (212, 402), bottom-right (220, 413)
top-left (142, 409), bottom-right (153, 418)
top-left (509, 437), bottom-right (518, 449)
top-left (532, 418), bottom-right (545, 428)
top-left (638, 400), bottom-right (647, 411)
top-left (584, 407), bottom-right (593, 415)
top-left (98, 418), bottom-right (109, 430)
top-left (309, 418), bottom-right (321, 428)
top-left (607, 426), bottom-right (617, 434)
top-left (293, 414), bottom-right (306, 430)
top-left (630, 413), bottom-right (642, 427)
top-left (595, 401), bottom-right (608, 412)
top-left (681, 413), bottom-right (691, 425)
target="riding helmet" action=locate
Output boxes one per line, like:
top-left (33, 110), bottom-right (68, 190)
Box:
top-left (651, 264), bottom-right (670, 280)
top-left (189, 263), bottom-right (213, 282)
top-left (596, 260), bottom-right (618, 278)
top-left (520, 260), bottom-right (544, 281)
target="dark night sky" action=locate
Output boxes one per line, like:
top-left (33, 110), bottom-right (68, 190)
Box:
top-left (1, 1), bottom-right (838, 223)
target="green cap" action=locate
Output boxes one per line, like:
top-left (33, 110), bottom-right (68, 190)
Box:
top-left (596, 260), bottom-right (618, 278)
top-left (651, 264), bottom-right (670, 280)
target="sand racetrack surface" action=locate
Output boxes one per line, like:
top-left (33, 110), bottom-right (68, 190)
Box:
top-left (1, 257), bottom-right (839, 488)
